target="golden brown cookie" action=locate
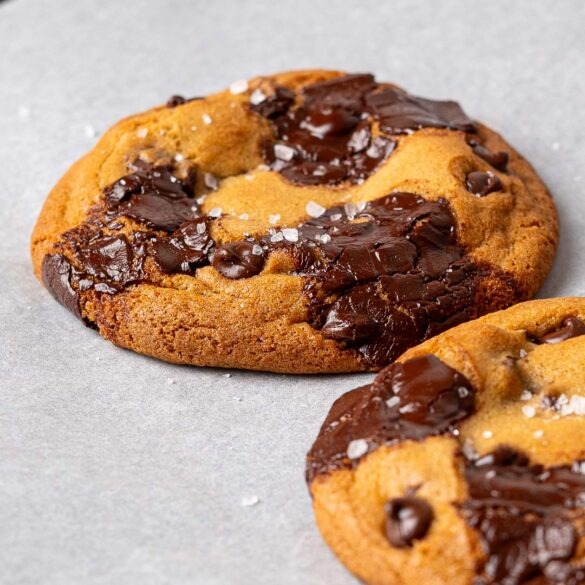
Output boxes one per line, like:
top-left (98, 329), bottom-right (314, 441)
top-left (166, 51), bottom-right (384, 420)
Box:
top-left (31, 70), bottom-right (558, 372)
top-left (306, 298), bottom-right (585, 584)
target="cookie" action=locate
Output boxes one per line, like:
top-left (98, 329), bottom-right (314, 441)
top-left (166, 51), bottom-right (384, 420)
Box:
top-left (31, 70), bottom-right (558, 372)
top-left (306, 298), bottom-right (585, 584)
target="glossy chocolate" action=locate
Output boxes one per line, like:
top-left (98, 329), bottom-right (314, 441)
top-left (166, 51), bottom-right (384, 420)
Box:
top-left (250, 73), bottom-right (475, 186)
top-left (468, 139), bottom-right (509, 171)
top-left (461, 447), bottom-right (585, 585)
top-left (384, 496), bottom-right (434, 548)
top-left (532, 316), bottom-right (585, 345)
top-left (42, 253), bottom-right (82, 319)
top-left (305, 355), bottom-right (475, 482)
top-left (466, 171), bottom-right (503, 197)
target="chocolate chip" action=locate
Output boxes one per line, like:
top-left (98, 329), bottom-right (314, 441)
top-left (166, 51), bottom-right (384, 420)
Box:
top-left (532, 316), bottom-right (585, 345)
top-left (461, 448), bottom-right (585, 585)
top-left (384, 496), bottom-right (434, 548)
top-left (76, 235), bottom-right (134, 285)
top-left (465, 171), bottom-right (503, 196)
top-left (42, 254), bottom-right (82, 319)
top-left (469, 140), bottom-right (509, 171)
top-left (306, 355), bottom-right (475, 481)
top-left (249, 84), bottom-right (295, 119)
top-left (212, 241), bottom-right (265, 279)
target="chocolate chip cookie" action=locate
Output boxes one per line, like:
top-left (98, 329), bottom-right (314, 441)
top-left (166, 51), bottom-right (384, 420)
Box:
top-left (307, 298), bottom-right (585, 584)
top-left (31, 70), bottom-right (558, 372)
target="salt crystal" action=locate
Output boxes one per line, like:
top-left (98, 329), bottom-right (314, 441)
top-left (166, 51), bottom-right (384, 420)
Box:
top-left (208, 207), bottom-right (222, 218)
top-left (245, 174), bottom-right (254, 181)
top-left (84, 125), bottom-right (97, 138)
top-left (270, 232), bottom-right (284, 243)
top-left (196, 222), bottom-right (206, 234)
top-left (274, 143), bottom-right (296, 161)
top-left (458, 387), bottom-right (470, 398)
top-left (202, 113), bottom-right (213, 125)
top-left (399, 403), bottom-right (418, 414)
top-left (252, 245), bottom-right (263, 256)
top-left (346, 439), bottom-right (368, 459)
top-left (306, 200), bottom-right (326, 218)
top-left (483, 430), bottom-right (493, 439)
top-left (239, 213), bottom-right (249, 220)
top-left (386, 396), bottom-right (401, 408)
top-left (519, 349), bottom-right (528, 358)
top-left (463, 439), bottom-right (478, 460)
top-left (320, 233), bottom-right (331, 244)
top-left (268, 214), bottom-right (281, 225)
top-left (572, 461), bottom-right (585, 475)
top-left (356, 201), bottom-right (367, 211)
top-left (522, 405), bottom-right (536, 418)
top-left (520, 390), bottom-right (533, 401)
top-left (229, 79), bottom-right (248, 95)
top-left (241, 495), bottom-right (260, 507)
top-left (344, 202), bottom-right (357, 219)
top-left (257, 164), bottom-right (270, 172)
top-left (136, 127), bottom-right (148, 138)
top-left (174, 153), bottom-right (185, 162)
top-left (191, 125), bottom-right (198, 132)
top-left (250, 88), bottom-right (266, 105)
top-left (534, 430), bottom-right (544, 439)
top-left (330, 213), bottom-right (342, 221)
top-left (570, 395), bottom-right (585, 415)
top-left (283, 228), bottom-right (299, 242)
top-left (204, 173), bottom-right (219, 190)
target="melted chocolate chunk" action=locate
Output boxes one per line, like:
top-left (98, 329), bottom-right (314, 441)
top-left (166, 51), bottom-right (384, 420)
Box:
top-left (385, 496), bottom-right (434, 548)
top-left (104, 160), bottom-right (200, 231)
top-left (531, 317), bottom-right (585, 345)
top-left (466, 171), bottom-right (503, 197)
top-left (234, 192), bottom-right (483, 367)
top-left (469, 140), bottom-right (509, 172)
top-left (212, 241), bottom-right (265, 279)
top-left (306, 355), bottom-right (475, 482)
top-left (166, 95), bottom-right (187, 108)
top-left (461, 447), bottom-right (585, 585)
top-left (250, 73), bottom-right (475, 186)
top-left (365, 85), bottom-right (476, 134)
top-left (42, 254), bottom-right (82, 319)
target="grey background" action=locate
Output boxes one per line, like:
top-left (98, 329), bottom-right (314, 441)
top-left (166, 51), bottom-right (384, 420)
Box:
top-left (1, 0), bottom-right (584, 583)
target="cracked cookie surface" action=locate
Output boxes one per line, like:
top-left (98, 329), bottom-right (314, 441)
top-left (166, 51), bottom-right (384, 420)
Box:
top-left (307, 298), bottom-right (585, 584)
top-left (31, 70), bottom-right (558, 372)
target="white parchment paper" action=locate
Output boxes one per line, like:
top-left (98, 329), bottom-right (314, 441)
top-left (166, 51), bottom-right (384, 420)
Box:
top-left (1, 0), bottom-right (584, 583)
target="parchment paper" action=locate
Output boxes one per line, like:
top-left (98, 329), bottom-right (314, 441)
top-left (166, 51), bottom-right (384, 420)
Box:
top-left (1, 1), bottom-right (584, 583)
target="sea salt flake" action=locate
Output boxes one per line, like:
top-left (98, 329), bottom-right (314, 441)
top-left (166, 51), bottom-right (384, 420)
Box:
top-left (346, 439), bottom-right (368, 459)
top-left (195, 222), bottom-right (206, 234)
top-left (344, 202), bottom-right (357, 219)
top-left (257, 164), bottom-right (270, 172)
top-left (136, 127), bottom-right (148, 138)
top-left (330, 213), bottom-right (343, 221)
top-left (241, 495), bottom-right (260, 507)
top-left (204, 173), bottom-right (219, 190)
top-left (84, 125), bottom-right (97, 138)
top-left (519, 349), bottom-right (528, 358)
top-left (306, 200), bottom-right (326, 218)
top-left (208, 207), bottom-right (222, 218)
top-left (399, 403), bottom-right (418, 414)
top-left (250, 88), bottom-right (266, 105)
top-left (252, 244), bottom-right (263, 256)
top-left (320, 233), bottom-right (331, 244)
top-left (534, 430), bottom-right (544, 439)
top-left (282, 228), bottom-right (299, 242)
top-left (458, 387), bottom-right (470, 398)
top-left (483, 430), bottom-right (493, 439)
top-left (239, 213), bottom-right (249, 220)
top-left (270, 232), bottom-right (284, 243)
top-left (268, 214), bottom-right (281, 225)
top-left (174, 153), bottom-right (185, 162)
top-left (522, 405), bottom-right (536, 418)
top-left (520, 390), bottom-right (533, 401)
top-left (385, 396), bottom-right (401, 408)
top-left (274, 143), bottom-right (296, 161)
top-left (202, 113), bottom-right (213, 125)
top-left (229, 79), bottom-right (248, 95)
top-left (191, 125), bottom-right (198, 132)
top-left (570, 395), bottom-right (585, 415)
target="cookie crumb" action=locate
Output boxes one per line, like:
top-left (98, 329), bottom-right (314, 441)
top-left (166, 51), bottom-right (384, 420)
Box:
top-left (229, 80), bottom-right (248, 95)
top-left (346, 439), bottom-right (368, 459)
